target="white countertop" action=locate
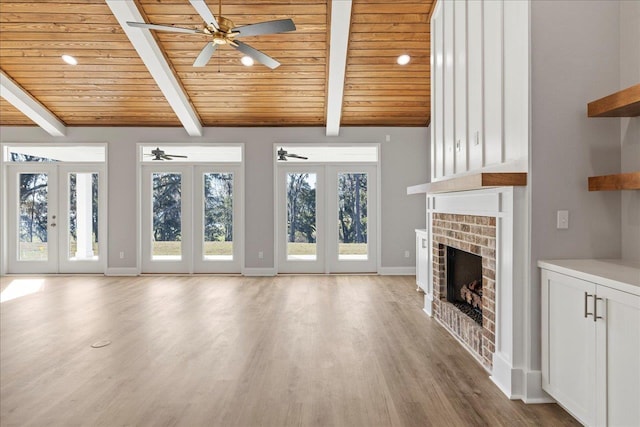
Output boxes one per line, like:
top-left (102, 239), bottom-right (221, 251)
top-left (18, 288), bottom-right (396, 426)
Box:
top-left (538, 259), bottom-right (640, 296)
top-left (415, 229), bottom-right (427, 234)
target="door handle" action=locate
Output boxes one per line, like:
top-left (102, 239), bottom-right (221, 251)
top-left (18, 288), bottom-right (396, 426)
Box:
top-left (584, 292), bottom-right (594, 318)
top-left (594, 296), bottom-right (604, 322)
top-left (50, 223), bottom-right (56, 227)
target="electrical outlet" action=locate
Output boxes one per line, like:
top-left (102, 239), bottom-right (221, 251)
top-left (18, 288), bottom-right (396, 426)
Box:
top-left (557, 210), bottom-right (569, 229)
top-left (258, 251), bottom-right (264, 259)
top-left (119, 251), bottom-right (125, 259)
top-left (404, 250), bottom-right (410, 258)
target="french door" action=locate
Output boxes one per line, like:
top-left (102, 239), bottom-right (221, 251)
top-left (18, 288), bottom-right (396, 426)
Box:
top-left (6, 163), bottom-right (106, 274)
top-left (277, 164), bottom-right (377, 273)
top-left (141, 164), bottom-right (242, 273)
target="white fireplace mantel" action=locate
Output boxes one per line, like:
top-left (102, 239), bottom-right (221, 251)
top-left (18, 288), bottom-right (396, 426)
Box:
top-left (425, 186), bottom-right (550, 403)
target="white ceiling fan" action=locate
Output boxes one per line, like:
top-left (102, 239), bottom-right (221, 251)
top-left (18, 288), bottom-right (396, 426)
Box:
top-left (126, 0), bottom-right (296, 69)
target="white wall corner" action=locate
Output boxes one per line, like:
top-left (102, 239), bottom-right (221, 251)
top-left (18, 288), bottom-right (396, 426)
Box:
top-left (0, 71), bottom-right (66, 137)
top-left (105, 0), bottom-right (203, 137)
top-left (325, 0), bottom-right (353, 137)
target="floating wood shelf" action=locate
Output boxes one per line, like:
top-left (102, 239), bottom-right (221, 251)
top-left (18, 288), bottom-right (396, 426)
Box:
top-left (588, 172), bottom-right (640, 191)
top-left (423, 172), bottom-right (527, 194)
top-left (587, 84), bottom-right (640, 117)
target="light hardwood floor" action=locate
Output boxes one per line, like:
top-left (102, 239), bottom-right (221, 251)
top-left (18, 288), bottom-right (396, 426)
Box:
top-left (0, 275), bottom-right (578, 427)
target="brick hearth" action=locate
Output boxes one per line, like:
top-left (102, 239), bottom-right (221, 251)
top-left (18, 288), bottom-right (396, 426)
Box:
top-left (432, 213), bottom-right (496, 369)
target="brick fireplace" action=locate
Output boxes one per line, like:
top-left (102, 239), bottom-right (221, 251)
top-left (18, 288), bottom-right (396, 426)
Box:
top-left (421, 186), bottom-right (548, 403)
top-left (432, 213), bottom-right (496, 369)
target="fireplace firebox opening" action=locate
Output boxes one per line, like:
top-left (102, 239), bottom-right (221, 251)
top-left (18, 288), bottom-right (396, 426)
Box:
top-left (446, 246), bottom-right (483, 325)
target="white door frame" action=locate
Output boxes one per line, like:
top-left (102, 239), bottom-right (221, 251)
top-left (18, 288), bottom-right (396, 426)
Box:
top-left (276, 161), bottom-right (379, 274)
top-left (326, 164), bottom-right (378, 273)
top-left (139, 163), bottom-right (244, 274)
top-left (193, 165), bottom-right (243, 273)
top-left (5, 163), bottom-right (107, 274)
top-left (141, 164), bottom-right (193, 274)
top-left (277, 165), bottom-right (326, 273)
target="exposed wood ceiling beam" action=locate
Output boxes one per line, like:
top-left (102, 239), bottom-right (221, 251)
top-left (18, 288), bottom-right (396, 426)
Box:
top-left (0, 70), bottom-right (66, 137)
top-left (325, 0), bottom-right (353, 136)
top-left (105, 0), bottom-right (203, 136)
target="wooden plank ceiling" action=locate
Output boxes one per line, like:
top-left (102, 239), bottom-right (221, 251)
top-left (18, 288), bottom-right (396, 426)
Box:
top-left (0, 0), bottom-right (432, 129)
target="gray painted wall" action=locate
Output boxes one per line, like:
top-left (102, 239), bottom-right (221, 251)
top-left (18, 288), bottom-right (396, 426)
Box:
top-left (620, 0), bottom-right (640, 261)
top-left (0, 126), bottom-right (429, 272)
top-left (529, 0), bottom-right (622, 369)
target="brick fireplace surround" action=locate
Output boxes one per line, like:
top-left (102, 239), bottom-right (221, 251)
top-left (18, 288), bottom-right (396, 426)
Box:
top-left (432, 213), bottom-right (496, 370)
top-left (423, 186), bottom-right (551, 403)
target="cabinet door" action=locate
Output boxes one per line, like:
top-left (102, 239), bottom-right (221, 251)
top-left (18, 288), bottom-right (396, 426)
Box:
top-left (432, 2), bottom-right (444, 180)
top-left (467, 0), bottom-right (483, 171)
top-left (541, 270), bottom-right (596, 426)
top-left (595, 286), bottom-right (640, 427)
top-left (453, 0), bottom-right (467, 174)
top-left (443, 0), bottom-right (455, 176)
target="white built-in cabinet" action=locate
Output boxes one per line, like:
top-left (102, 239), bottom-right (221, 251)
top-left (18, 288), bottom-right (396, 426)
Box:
top-left (540, 260), bottom-right (640, 427)
top-left (415, 229), bottom-right (428, 292)
top-left (430, 0), bottom-right (529, 181)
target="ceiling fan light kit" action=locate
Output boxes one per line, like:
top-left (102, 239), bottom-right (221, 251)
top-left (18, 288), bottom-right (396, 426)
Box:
top-left (126, 0), bottom-right (296, 69)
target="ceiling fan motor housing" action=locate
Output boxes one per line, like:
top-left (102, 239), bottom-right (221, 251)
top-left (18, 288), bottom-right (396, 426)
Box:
top-left (205, 16), bottom-right (238, 45)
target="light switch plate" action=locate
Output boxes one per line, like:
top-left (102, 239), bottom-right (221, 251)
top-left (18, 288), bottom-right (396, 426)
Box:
top-left (557, 210), bottom-right (569, 229)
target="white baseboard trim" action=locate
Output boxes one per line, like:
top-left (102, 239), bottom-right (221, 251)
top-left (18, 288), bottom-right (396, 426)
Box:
top-left (491, 351), bottom-right (522, 399)
top-left (242, 268), bottom-right (277, 276)
top-left (378, 266), bottom-right (416, 275)
top-left (522, 371), bottom-right (555, 404)
top-left (105, 267), bottom-right (139, 276)
top-left (423, 293), bottom-right (433, 316)
top-left (490, 353), bottom-right (552, 403)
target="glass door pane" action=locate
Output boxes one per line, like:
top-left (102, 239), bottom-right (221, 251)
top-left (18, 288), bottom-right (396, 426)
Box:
top-left (337, 172), bottom-right (368, 261)
top-left (152, 172), bottom-right (182, 261)
top-left (328, 165), bottom-right (377, 274)
top-left (68, 173), bottom-right (99, 261)
top-left (8, 164), bottom-right (58, 274)
top-left (142, 165), bottom-right (191, 274)
top-left (203, 172), bottom-right (234, 260)
top-left (193, 165), bottom-right (242, 274)
top-left (18, 173), bottom-right (49, 261)
top-left (286, 173), bottom-right (317, 261)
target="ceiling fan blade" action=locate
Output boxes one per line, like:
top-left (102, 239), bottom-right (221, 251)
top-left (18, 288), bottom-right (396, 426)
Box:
top-left (232, 41), bottom-right (280, 69)
top-left (167, 154), bottom-right (188, 158)
top-left (193, 42), bottom-right (217, 67)
top-left (233, 19), bottom-right (296, 38)
top-left (161, 155), bottom-right (173, 161)
top-left (287, 154), bottom-right (308, 160)
top-left (127, 21), bottom-right (203, 34)
top-left (189, 0), bottom-right (220, 31)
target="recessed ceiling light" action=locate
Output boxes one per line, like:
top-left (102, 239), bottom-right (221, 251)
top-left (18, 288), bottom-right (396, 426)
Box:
top-left (61, 54), bottom-right (78, 65)
top-left (397, 54), bottom-right (411, 65)
top-left (241, 56), bottom-right (254, 67)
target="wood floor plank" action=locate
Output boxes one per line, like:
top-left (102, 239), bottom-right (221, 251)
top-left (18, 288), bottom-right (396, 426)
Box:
top-left (0, 275), bottom-right (579, 427)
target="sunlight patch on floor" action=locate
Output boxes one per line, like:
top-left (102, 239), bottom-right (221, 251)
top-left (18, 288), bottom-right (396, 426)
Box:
top-left (0, 279), bottom-right (45, 303)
